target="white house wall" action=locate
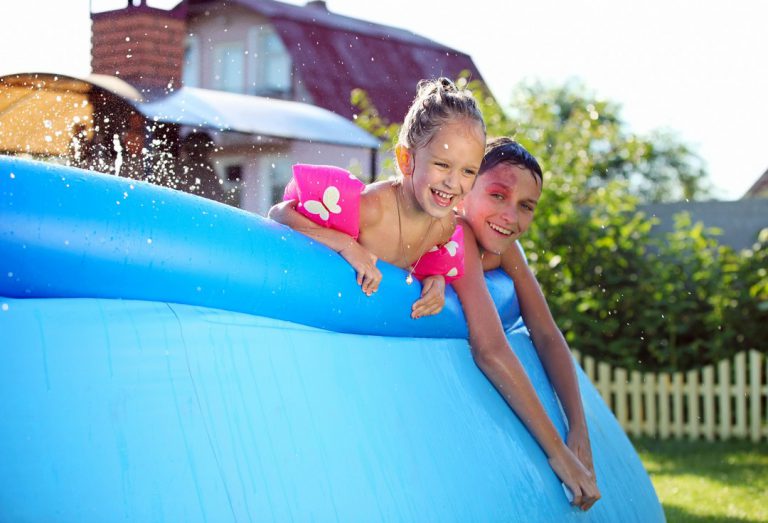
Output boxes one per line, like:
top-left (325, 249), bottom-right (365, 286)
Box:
top-left (212, 140), bottom-right (376, 215)
top-left (186, 5), bottom-right (379, 215)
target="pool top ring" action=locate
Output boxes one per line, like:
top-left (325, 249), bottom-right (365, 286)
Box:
top-left (0, 155), bottom-right (520, 337)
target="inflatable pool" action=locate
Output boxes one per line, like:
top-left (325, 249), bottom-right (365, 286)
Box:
top-left (0, 156), bottom-right (664, 522)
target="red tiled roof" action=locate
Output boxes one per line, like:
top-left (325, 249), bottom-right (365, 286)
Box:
top-left (189, 0), bottom-right (488, 122)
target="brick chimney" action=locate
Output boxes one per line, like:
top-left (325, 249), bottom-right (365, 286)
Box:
top-left (91, 0), bottom-right (188, 97)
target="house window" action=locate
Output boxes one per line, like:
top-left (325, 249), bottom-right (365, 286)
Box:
top-left (265, 155), bottom-right (294, 205)
top-left (182, 35), bottom-right (200, 87)
top-left (213, 42), bottom-right (245, 93)
top-left (226, 165), bottom-right (242, 183)
top-left (248, 26), bottom-right (292, 96)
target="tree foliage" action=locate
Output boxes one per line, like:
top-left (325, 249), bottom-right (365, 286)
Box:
top-left (497, 80), bottom-right (711, 203)
top-left (352, 79), bottom-right (767, 371)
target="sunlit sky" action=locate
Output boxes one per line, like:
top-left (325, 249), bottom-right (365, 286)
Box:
top-left (3, 0), bottom-right (767, 200)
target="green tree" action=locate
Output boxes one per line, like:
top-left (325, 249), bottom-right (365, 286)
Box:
top-left (498, 80), bottom-right (711, 203)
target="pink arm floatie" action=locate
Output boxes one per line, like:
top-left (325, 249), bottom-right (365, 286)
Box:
top-left (283, 164), bottom-right (365, 239)
top-left (410, 224), bottom-right (465, 284)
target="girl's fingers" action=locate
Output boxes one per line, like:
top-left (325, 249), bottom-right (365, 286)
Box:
top-left (360, 267), bottom-right (381, 295)
top-left (363, 273), bottom-right (374, 295)
top-left (412, 300), bottom-right (442, 319)
top-left (368, 269), bottom-right (381, 293)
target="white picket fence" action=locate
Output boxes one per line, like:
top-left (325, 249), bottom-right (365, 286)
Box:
top-left (573, 350), bottom-right (768, 442)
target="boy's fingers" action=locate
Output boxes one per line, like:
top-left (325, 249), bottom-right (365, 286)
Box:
top-left (571, 487), bottom-right (583, 509)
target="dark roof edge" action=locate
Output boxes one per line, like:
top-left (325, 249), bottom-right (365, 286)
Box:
top-left (191, 0), bottom-right (464, 54)
top-left (91, 0), bottom-right (188, 22)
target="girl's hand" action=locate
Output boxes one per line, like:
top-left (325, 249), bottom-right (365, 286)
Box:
top-left (411, 275), bottom-right (445, 319)
top-left (339, 241), bottom-right (381, 296)
top-left (567, 424), bottom-right (596, 478)
top-left (547, 446), bottom-right (601, 511)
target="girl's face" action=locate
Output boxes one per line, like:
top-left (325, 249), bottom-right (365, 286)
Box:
top-left (460, 162), bottom-right (542, 255)
top-left (401, 119), bottom-right (485, 219)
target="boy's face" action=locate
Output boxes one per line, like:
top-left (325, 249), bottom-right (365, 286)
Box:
top-left (460, 162), bottom-right (542, 255)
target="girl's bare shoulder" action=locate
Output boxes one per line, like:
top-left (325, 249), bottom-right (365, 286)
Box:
top-left (360, 181), bottom-right (394, 227)
top-left (436, 213), bottom-right (458, 245)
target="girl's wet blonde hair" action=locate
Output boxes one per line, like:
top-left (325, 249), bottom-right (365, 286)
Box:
top-left (398, 77), bottom-right (486, 151)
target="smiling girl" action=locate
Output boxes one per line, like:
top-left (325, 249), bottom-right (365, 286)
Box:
top-left (269, 77), bottom-right (484, 318)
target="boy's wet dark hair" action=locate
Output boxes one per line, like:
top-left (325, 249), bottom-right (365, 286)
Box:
top-left (479, 137), bottom-right (543, 187)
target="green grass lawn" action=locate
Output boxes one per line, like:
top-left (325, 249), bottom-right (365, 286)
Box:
top-left (633, 437), bottom-right (768, 523)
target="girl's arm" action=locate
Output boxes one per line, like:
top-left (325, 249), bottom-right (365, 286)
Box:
top-left (268, 200), bottom-right (381, 295)
top-left (452, 224), bottom-right (599, 510)
top-left (410, 220), bottom-right (455, 319)
top-left (500, 244), bottom-right (594, 476)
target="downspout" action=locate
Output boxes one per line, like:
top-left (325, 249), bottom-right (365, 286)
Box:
top-left (369, 146), bottom-right (378, 183)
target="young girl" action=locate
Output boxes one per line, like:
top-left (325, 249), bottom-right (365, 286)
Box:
top-left (455, 137), bottom-right (601, 510)
top-left (269, 78), bottom-right (484, 318)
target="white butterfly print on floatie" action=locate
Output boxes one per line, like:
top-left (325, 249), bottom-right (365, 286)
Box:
top-left (303, 186), bottom-right (342, 221)
top-left (443, 240), bottom-right (460, 278)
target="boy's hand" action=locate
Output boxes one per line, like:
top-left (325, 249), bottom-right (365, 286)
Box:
top-left (567, 425), bottom-right (596, 478)
top-left (339, 241), bottom-right (381, 296)
top-left (411, 275), bottom-right (445, 319)
top-left (548, 446), bottom-right (601, 511)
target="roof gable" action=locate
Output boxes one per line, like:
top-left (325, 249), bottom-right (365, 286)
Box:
top-left (744, 168), bottom-right (768, 198)
top-left (189, 0), bottom-right (487, 122)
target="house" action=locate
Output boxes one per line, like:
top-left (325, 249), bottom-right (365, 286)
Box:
top-left (743, 168), bottom-right (768, 198)
top-left (640, 199), bottom-right (768, 251)
top-left (0, 0), bottom-right (489, 215)
top-left (638, 164), bottom-right (768, 251)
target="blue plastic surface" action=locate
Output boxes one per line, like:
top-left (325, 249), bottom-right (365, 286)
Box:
top-left (0, 157), bottom-right (664, 522)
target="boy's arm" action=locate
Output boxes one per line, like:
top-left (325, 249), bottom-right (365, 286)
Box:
top-left (500, 245), bottom-right (593, 475)
top-left (453, 225), bottom-right (599, 510)
top-left (268, 200), bottom-right (381, 295)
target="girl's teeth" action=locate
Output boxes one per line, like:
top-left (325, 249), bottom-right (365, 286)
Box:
top-left (432, 189), bottom-right (453, 200)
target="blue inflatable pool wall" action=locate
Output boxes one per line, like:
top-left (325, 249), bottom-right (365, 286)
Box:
top-left (0, 156), bottom-right (664, 522)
